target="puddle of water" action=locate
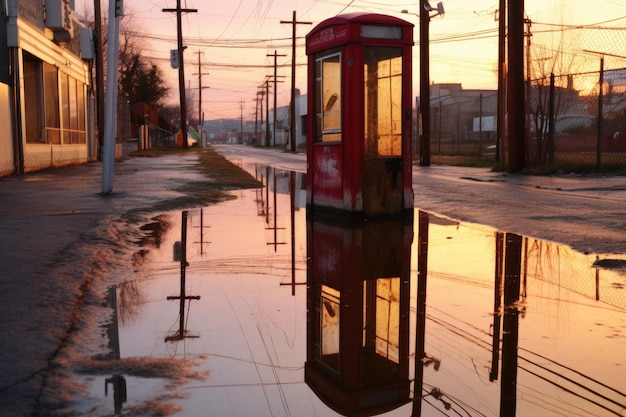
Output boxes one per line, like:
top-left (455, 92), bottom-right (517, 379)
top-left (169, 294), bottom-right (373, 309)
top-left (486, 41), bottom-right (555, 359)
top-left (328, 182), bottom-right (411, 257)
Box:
top-left (66, 165), bottom-right (625, 417)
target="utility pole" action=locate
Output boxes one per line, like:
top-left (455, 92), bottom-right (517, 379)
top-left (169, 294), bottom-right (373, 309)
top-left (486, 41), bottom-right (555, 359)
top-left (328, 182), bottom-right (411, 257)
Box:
top-left (254, 91), bottom-right (264, 144)
top-left (102, 0), bottom-right (123, 194)
top-left (496, 0), bottom-right (506, 163)
top-left (240, 100), bottom-right (244, 144)
top-left (163, 1), bottom-right (197, 149)
top-left (267, 50), bottom-right (286, 147)
top-left (419, 0), bottom-right (431, 166)
top-left (281, 11), bottom-right (311, 153)
top-left (507, 0), bottom-right (526, 172)
top-left (524, 18), bottom-right (532, 164)
top-left (93, 0), bottom-right (104, 160)
top-left (193, 50), bottom-right (209, 146)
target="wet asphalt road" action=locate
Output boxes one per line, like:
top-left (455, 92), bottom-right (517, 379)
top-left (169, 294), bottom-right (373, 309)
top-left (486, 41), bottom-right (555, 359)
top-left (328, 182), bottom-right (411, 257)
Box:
top-left (0, 145), bottom-right (624, 416)
top-left (214, 144), bottom-right (626, 255)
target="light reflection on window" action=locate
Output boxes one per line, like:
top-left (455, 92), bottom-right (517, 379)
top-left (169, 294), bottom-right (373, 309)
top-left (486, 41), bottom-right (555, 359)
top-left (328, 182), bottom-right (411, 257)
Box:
top-left (315, 52), bottom-right (342, 142)
top-left (364, 277), bottom-right (401, 364)
top-left (319, 285), bottom-right (340, 372)
top-left (364, 47), bottom-right (403, 156)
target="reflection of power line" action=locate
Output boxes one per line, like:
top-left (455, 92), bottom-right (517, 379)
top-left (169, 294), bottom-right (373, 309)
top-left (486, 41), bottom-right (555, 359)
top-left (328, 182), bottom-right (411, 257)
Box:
top-left (519, 348), bottom-right (626, 414)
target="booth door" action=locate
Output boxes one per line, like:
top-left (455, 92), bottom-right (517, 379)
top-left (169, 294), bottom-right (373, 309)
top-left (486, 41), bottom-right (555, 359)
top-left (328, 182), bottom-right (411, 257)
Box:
top-left (312, 51), bottom-right (344, 209)
top-left (363, 47), bottom-right (404, 216)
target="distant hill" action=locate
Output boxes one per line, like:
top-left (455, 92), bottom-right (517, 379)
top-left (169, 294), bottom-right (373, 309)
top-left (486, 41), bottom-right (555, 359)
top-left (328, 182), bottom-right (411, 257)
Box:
top-left (202, 118), bottom-right (257, 134)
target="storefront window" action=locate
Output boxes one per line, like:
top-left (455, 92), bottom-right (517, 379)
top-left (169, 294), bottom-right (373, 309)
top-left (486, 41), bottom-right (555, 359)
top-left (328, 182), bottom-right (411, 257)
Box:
top-left (23, 56), bottom-right (43, 143)
top-left (44, 62), bottom-right (61, 144)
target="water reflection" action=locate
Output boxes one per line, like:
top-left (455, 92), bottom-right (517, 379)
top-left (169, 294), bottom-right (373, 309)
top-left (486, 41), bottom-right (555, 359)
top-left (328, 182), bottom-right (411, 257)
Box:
top-left (305, 215), bottom-right (414, 416)
top-left (166, 210), bottom-right (201, 343)
top-left (104, 374), bottom-right (127, 414)
top-left (69, 164), bottom-right (625, 417)
top-left (413, 212), bottom-right (626, 417)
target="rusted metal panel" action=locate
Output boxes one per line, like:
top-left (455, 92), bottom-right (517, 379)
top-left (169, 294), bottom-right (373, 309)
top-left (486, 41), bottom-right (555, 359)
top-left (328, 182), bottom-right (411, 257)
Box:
top-left (363, 157), bottom-right (403, 216)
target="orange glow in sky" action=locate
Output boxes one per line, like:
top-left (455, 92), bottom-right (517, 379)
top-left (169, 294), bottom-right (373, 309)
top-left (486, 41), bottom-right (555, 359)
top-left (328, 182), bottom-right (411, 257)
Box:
top-left (103, 0), bottom-right (626, 119)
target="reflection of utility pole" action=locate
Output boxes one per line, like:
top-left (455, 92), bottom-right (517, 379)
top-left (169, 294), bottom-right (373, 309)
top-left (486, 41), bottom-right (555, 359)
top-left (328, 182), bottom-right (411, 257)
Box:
top-left (412, 211), bottom-right (429, 416)
top-left (490, 231), bottom-right (504, 382)
top-left (163, 2), bottom-right (197, 149)
top-left (105, 374), bottom-right (127, 414)
top-left (266, 51), bottom-right (286, 147)
top-left (192, 208), bottom-right (211, 256)
top-left (281, 11), bottom-right (312, 152)
top-left (254, 165), bottom-right (267, 217)
top-left (280, 171), bottom-right (305, 295)
top-left (265, 166), bottom-right (270, 224)
top-left (166, 211), bottom-right (200, 342)
top-left (500, 233), bottom-right (522, 415)
top-left (266, 168), bottom-right (286, 251)
top-left (106, 287), bottom-right (121, 360)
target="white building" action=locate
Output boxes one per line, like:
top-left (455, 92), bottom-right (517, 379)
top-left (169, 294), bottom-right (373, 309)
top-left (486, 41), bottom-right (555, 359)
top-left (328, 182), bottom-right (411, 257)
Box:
top-left (0, 0), bottom-right (95, 176)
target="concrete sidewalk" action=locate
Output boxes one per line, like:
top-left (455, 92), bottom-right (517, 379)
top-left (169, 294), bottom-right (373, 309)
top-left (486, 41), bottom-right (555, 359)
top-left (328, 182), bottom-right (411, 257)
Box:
top-left (0, 154), bottom-right (207, 417)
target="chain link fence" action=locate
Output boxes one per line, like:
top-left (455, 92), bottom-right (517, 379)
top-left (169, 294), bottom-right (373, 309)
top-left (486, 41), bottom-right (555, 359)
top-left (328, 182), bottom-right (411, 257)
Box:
top-left (524, 238), bottom-right (626, 312)
top-left (424, 22), bottom-right (626, 170)
top-left (529, 68), bottom-right (626, 167)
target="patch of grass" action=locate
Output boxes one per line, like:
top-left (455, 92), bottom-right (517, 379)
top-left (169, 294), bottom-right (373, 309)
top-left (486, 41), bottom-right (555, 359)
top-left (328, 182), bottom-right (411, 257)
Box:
top-left (428, 153), bottom-right (626, 176)
top-left (522, 163), bottom-right (626, 176)
top-left (125, 146), bottom-right (262, 218)
top-left (194, 147), bottom-right (262, 189)
top-left (127, 147), bottom-right (193, 158)
top-left (430, 154), bottom-right (500, 169)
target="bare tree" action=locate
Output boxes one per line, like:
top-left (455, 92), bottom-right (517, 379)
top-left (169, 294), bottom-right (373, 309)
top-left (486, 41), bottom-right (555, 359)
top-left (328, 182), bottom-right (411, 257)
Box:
top-left (76, 6), bottom-right (169, 110)
top-left (528, 19), bottom-right (581, 163)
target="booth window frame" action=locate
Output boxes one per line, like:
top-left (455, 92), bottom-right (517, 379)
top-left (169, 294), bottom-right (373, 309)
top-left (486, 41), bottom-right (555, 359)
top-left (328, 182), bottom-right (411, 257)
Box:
top-left (314, 49), bottom-right (342, 143)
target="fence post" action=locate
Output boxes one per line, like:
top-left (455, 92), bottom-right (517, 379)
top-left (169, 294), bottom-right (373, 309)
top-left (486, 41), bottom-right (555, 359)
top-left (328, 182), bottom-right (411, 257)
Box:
top-left (547, 73), bottom-right (555, 164)
top-left (596, 57), bottom-right (604, 166)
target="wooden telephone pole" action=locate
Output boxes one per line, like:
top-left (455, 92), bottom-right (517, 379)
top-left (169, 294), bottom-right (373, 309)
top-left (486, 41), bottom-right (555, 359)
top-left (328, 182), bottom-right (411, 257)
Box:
top-left (163, 1), bottom-right (197, 149)
top-left (193, 50), bottom-right (209, 146)
top-left (281, 11), bottom-right (311, 153)
top-left (266, 50), bottom-right (286, 147)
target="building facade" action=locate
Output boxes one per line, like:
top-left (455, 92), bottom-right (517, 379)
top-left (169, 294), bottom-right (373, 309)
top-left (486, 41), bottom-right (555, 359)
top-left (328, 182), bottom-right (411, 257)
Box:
top-left (0, 0), bottom-right (94, 176)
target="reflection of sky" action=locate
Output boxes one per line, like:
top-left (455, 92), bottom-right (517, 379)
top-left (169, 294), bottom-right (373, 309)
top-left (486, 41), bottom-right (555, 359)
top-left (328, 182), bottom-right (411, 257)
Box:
top-left (95, 165), bottom-right (626, 417)
top-left (422, 216), bottom-right (626, 416)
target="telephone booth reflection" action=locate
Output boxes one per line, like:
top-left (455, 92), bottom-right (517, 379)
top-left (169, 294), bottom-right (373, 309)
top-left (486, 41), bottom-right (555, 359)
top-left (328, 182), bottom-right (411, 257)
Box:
top-left (305, 216), bottom-right (413, 416)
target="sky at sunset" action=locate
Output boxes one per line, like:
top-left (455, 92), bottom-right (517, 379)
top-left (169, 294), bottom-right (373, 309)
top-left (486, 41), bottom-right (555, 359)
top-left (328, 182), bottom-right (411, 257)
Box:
top-left (94, 0), bottom-right (626, 119)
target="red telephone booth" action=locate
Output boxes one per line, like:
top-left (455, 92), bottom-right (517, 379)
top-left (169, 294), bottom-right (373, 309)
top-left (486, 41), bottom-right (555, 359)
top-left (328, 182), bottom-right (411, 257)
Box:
top-left (306, 13), bottom-right (414, 218)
